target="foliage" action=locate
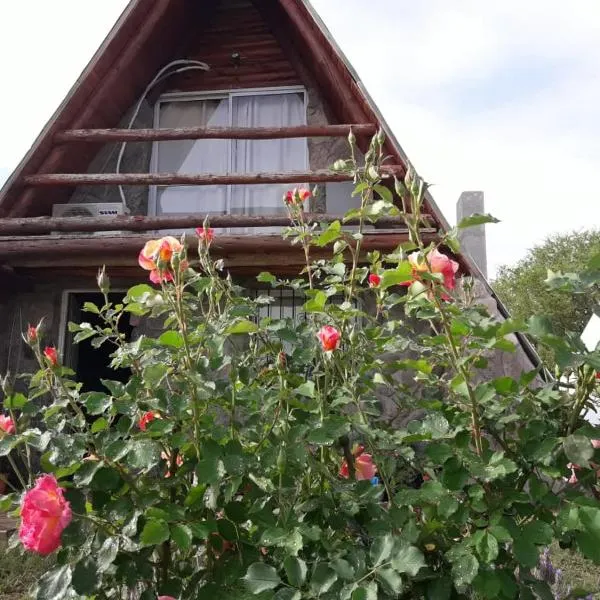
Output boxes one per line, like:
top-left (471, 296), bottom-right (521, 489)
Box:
top-left (1, 133), bottom-right (600, 599)
top-left (493, 230), bottom-right (600, 362)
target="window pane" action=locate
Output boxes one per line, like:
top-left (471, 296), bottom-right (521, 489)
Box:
top-left (231, 93), bottom-right (307, 226)
top-left (155, 98), bottom-right (229, 215)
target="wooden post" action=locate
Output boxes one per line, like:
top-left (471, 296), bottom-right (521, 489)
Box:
top-left (23, 166), bottom-right (405, 188)
top-left (55, 124), bottom-right (378, 143)
top-left (0, 213), bottom-right (434, 235)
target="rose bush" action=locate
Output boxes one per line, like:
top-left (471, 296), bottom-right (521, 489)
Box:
top-left (0, 132), bottom-right (600, 599)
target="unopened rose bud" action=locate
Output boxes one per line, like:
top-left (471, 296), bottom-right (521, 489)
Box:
top-left (26, 324), bottom-right (38, 344)
top-left (348, 128), bottom-right (356, 146)
top-left (277, 351), bottom-right (287, 370)
top-left (376, 128), bottom-right (385, 145)
top-left (97, 266), bottom-right (110, 294)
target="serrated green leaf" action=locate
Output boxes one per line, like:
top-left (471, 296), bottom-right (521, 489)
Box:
top-left (451, 552), bottom-right (479, 587)
top-left (381, 262), bottom-right (413, 289)
top-left (243, 562), bottom-right (281, 594)
top-left (140, 519), bottom-right (170, 546)
top-left (310, 563), bottom-right (338, 595)
top-left (171, 523), bottom-right (193, 550)
top-left (159, 330), bottom-right (184, 348)
top-left (512, 536), bottom-right (539, 568)
top-left (294, 381), bottom-right (315, 398)
top-left (72, 558), bottom-right (99, 595)
top-left (284, 556), bottom-right (307, 587)
top-left (391, 544), bottom-right (426, 576)
top-left (564, 435), bottom-right (594, 467)
top-left (35, 565), bottom-right (72, 600)
top-left (226, 320), bottom-right (258, 335)
top-left (97, 537), bottom-right (119, 572)
top-left (370, 534), bottom-right (394, 566)
top-left (457, 213), bottom-right (500, 229)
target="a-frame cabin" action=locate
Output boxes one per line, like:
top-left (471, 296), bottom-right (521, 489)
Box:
top-left (0, 0), bottom-right (540, 391)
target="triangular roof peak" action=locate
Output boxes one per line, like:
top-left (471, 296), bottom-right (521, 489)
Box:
top-left (0, 0), bottom-right (448, 227)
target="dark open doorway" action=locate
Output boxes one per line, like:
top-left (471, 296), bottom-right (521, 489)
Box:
top-left (63, 292), bottom-right (133, 393)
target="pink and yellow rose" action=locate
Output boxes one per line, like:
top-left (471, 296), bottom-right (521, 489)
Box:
top-left (19, 475), bottom-right (72, 555)
top-left (138, 236), bottom-right (187, 284)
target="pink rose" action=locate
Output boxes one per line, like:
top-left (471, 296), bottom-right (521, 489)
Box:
top-left (284, 187), bottom-right (311, 205)
top-left (405, 249), bottom-right (459, 299)
top-left (43, 346), bottom-right (59, 367)
top-left (138, 237), bottom-right (186, 284)
top-left (317, 325), bottom-right (341, 352)
top-left (340, 446), bottom-right (377, 481)
top-left (592, 439), bottom-right (600, 449)
top-left (0, 414), bottom-right (15, 435)
top-left (368, 273), bottom-right (381, 288)
top-left (19, 475), bottom-right (72, 555)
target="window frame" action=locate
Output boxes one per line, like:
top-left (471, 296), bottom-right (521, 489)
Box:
top-left (148, 86), bottom-right (309, 217)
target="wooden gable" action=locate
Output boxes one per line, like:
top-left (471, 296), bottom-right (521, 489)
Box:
top-left (0, 0), bottom-right (448, 275)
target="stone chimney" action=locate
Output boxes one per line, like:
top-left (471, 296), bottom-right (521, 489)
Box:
top-left (456, 191), bottom-right (487, 278)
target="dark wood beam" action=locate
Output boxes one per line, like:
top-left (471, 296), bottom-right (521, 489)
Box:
top-left (0, 231), bottom-right (437, 267)
top-left (0, 213), bottom-right (434, 235)
top-left (55, 124), bottom-right (377, 143)
top-left (23, 166), bottom-right (404, 188)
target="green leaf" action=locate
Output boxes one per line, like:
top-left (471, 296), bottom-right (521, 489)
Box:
top-left (91, 417), bottom-right (109, 433)
top-left (35, 565), bottom-right (72, 600)
top-left (564, 435), bottom-right (594, 467)
top-left (97, 537), bottom-right (119, 572)
top-left (522, 520), bottom-right (553, 545)
top-left (370, 534), bottom-right (394, 566)
top-left (309, 563), bottom-right (338, 595)
top-left (381, 262), bottom-right (413, 289)
top-left (512, 536), bottom-right (539, 568)
top-left (159, 330), bottom-right (184, 348)
top-left (81, 391), bottom-right (111, 415)
top-left (306, 417), bottom-right (350, 445)
top-left (476, 532), bottom-right (499, 563)
top-left (127, 439), bottom-right (161, 471)
top-left (284, 556), bottom-right (307, 588)
top-left (257, 271), bottom-right (276, 284)
top-left (457, 213), bottom-right (500, 228)
top-left (451, 552), bottom-right (479, 587)
top-left (377, 568), bottom-right (403, 595)
top-left (5, 393), bottom-right (27, 409)
top-left (391, 544), bottom-right (426, 576)
top-left (273, 591), bottom-right (301, 600)
top-left (489, 525), bottom-right (512, 543)
top-left (316, 220), bottom-right (342, 247)
top-left (226, 319), bottom-right (258, 335)
top-left (171, 523), bottom-right (193, 550)
top-left (243, 563), bottom-right (281, 594)
top-left (294, 381), bottom-right (315, 398)
top-left (331, 558), bottom-right (355, 581)
top-left (140, 519), bottom-right (170, 546)
top-left (72, 558), bottom-right (99, 595)
top-left (304, 290), bottom-right (327, 313)
top-left (352, 582), bottom-right (378, 600)
top-left (438, 496), bottom-right (459, 518)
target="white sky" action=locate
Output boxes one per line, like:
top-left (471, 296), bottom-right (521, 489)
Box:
top-left (1, 0), bottom-right (599, 277)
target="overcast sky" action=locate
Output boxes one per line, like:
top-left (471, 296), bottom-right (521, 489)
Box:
top-left (0, 1), bottom-right (599, 277)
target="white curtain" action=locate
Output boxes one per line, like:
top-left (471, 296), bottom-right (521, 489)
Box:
top-left (155, 99), bottom-right (229, 215)
top-left (152, 92), bottom-right (307, 233)
top-left (230, 93), bottom-right (307, 217)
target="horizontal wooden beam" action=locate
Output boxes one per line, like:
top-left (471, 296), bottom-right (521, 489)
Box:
top-left (55, 124), bottom-right (378, 143)
top-left (0, 213), bottom-right (434, 235)
top-left (23, 167), bottom-right (404, 188)
top-left (0, 231), bottom-right (438, 267)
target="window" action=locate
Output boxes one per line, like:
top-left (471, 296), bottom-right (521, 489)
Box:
top-left (149, 88), bottom-right (308, 227)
